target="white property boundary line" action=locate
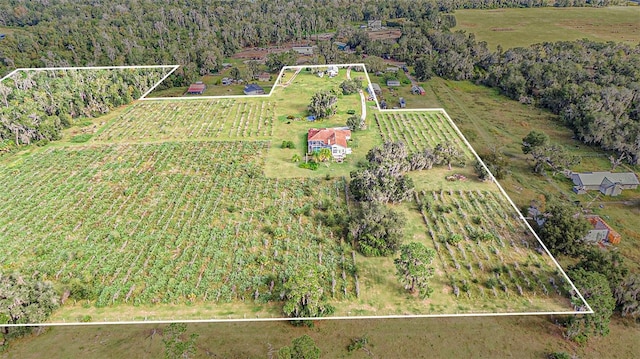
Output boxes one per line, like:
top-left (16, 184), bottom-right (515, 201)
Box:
top-left (0, 65), bottom-right (179, 101)
top-left (0, 63), bottom-right (591, 327)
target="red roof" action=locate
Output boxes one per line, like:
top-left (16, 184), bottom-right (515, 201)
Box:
top-left (308, 128), bottom-right (351, 148)
top-left (586, 215), bottom-right (621, 244)
top-left (187, 83), bottom-right (206, 93)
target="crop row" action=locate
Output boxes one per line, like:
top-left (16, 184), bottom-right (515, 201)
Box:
top-left (415, 189), bottom-right (567, 301)
top-left (94, 99), bottom-right (275, 142)
top-left (374, 112), bottom-right (472, 159)
top-left (0, 141), bottom-right (355, 306)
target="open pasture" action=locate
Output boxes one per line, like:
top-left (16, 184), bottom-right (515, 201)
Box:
top-left (454, 6), bottom-right (640, 50)
top-left (414, 189), bottom-right (570, 311)
top-left (94, 99), bottom-right (275, 142)
top-left (374, 111), bottom-right (473, 159)
top-left (0, 141), bottom-right (357, 315)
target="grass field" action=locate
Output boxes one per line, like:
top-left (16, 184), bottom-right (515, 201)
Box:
top-left (3, 315), bottom-right (639, 359)
top-left (453, 6), bottom-right (640, 50)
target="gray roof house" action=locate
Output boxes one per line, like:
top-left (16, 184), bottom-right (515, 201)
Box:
top-left (243, 84), bottom-right (265, 95)
top-left (571, 171), bottom-right (639, 196)
top-left (386, 79), bottom-right (401, 87)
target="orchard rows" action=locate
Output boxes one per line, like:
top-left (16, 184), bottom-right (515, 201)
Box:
top-left (0, 141), bottom-right (356, 306)
top-left (374, 112), bottom-right (472, 159)
top-left (94, 99), bottom-right (275, 142)
top-left (415, 189), bottom-right (568, 302)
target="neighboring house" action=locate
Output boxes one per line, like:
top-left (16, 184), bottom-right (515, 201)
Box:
top-left (386, 67), bottom-right (399, 73)
top-left (292, 46), bottom-right (316, 55)
top-left (187, 82), bottom-right (206, 95)
top-left (327, 65), bottom-right (339, 77)
top-left (571, 171), bottom-right (639, 196)
top-left (307, 128), bottom-right (352, 160)
top-left (387, 79), bottom-right (400, 87)
top-left (221, 77), bottom-right (233, 85)
top-left (411, 85), bottom-right (426, 95)
top-left (257, 72), bottom-right (271, 82)
top-left (243, 84), bottom-right (265, 95)
top-left (584, 215), bottom-right (621, 244)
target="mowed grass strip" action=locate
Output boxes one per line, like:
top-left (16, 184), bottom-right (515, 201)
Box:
top-left (0, 141), bottom-right (358, 316)
top-left (93, 99), bottom-right (275, 142)
top-left (453, 6), bottom-right (640, 50)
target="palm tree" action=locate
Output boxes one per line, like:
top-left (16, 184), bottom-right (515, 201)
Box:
top-left (319, 148), bottom-right (332, 162)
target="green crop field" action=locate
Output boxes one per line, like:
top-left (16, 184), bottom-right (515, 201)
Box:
top-left (374, 112), bottom-right (473, 159)
top-left (94, 99), bottom-right (275, 142)
top-left (0, 141), bottom-right (357, 314)
top-left (453, 6), bottom-right (640, 50)
top-left (0, 66), bottom-right (580, 324)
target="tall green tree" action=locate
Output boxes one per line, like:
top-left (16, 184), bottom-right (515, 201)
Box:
top-left (521, 130), bottom-right (549, 155)
top-left (537, 200), bottom-right (590, 257)
top-left (435, 142), bottom-right (463, 170)
top-left (282, 264), bottom-right (333, 318)
top-left (614, 274), bottom-right (640, 319)
top-left (348, 202), bottom-right (406, 257)
top-left (278, 335), bottom-right (321, 359)
top-left (570, 248), bottom-right (628, 293)
top-left (395, 242), bottom-right (436, 298)
top-left (308, 91), bottom-right (337, 119)
top-left (566, 269), bottom-right (616, 341)
top-left (0, 272), bottom-right (59, 342)
top-left (414, 57), bottom-right (434, 81)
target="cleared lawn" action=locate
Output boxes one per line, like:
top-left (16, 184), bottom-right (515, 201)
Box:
top-left (264, 68), bottom-right (381, 178)
top-left (453, 6), bottom-right (640, 50)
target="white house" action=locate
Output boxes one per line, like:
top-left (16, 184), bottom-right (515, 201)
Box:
top-left (327, 65), bottom-right (339, 77)
top-left (307, 128), bottom-right (352, 160)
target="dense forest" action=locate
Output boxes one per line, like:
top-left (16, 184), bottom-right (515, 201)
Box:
top-left (0, 68), bottom-right (170, 146)
top-left (0, 0), bottom-right (637, 161)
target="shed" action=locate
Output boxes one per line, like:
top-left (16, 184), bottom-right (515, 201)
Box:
top-left (187, 82), bottom-right (206, 95)
top-left (399, 97), bottom-right (406, 108)
top-left (370, 83), bottom-right (382, 95)
top-left (0, 34), bottom-right (5, 40)
top-left (243, 84), bottom-right (265, 95)
top-left (292, 46), bottom-right (316, 55)
top-left (386, 67), bottom-right (399, 73)
top-left (334, 42), bottom-right (349, 51)
top-left (257, 72), bottom-right (271, 82)
top-left (221, 77), bottom-right (233, 85)
top-left (386, 80), bottom-right (401, 87)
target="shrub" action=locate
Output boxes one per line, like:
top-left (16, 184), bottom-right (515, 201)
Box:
top-left (299, 162), bottom-right (319, 170)
top-left (281, 140), bottom-right (296, 149)
top-left (446, 233), bottom-right (463, 245)
top-left (70, 134), bottom-right (93, 143)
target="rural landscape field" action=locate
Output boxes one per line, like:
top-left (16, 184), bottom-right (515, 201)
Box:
top-left (0, 65), bottom-right (581, 325)
top-left (1, 1), bottom-right (639, 358)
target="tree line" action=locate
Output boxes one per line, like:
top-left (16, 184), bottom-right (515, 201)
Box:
top-left (0, 68), bottom-right (168, 147)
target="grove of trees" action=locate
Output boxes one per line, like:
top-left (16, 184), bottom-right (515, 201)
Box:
top-left (0, 68), bottom-right (168, 147)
